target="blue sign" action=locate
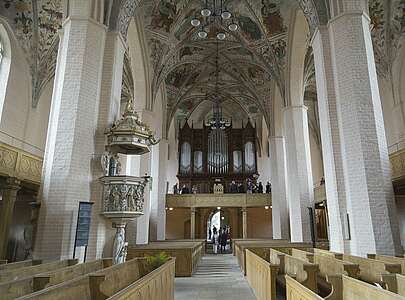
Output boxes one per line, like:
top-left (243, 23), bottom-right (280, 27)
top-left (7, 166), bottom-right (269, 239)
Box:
top-left (74, 202), bottom-right (93, 247)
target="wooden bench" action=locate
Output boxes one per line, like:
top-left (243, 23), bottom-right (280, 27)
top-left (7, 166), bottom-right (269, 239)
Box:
top-left (368, 254), bottom-right (405, 274)
top-left (291, 249), bottom-right (360, 279)
top-left (286, 274), bottom-right (405, 300)
top-left (270, 248), bottom-right (319, 293)
top-left (286, 275), bottom-right (323, 300)
top-left (245, 249), bottom-right (279, 300)
top-left (327, 274), bottom-right (405, 300)
top-left (18, 258), bottom-right (175, 300)
top-left (0, 259), bottom-right (42, 272)
top-left (107, 258), bottom-right (175, 300)
top-left (127, 241), bottom-right (204, 277)
top-left (0, 259), bottom-right (77, 282)
top-left (382, 273), bottom-right (405, 297)
top-left (341, 254), bottom-right (401, 284)
top-left (0, 259), bottom-right (112, 300)
top-left (234, 241), bottom-right (311, 275)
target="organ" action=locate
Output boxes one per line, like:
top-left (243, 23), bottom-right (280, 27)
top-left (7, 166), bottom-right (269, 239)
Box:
top-left (177, 119), bottom-right (258, 193)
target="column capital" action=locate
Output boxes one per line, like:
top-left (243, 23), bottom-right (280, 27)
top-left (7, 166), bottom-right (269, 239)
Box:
top-left (282, 105), bottom-right (308, 113)
top-left (1, 177), bottom-right (21, 190)
top-left (191, 207), bottom-right (197, 213)
top-left (241, 207), bottom-right (248, 213)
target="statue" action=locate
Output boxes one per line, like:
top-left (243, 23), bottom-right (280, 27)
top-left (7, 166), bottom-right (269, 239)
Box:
top-left (112, 226), bottom-right (126, 264)
top-left (101, 152), bottom-right (110, 176)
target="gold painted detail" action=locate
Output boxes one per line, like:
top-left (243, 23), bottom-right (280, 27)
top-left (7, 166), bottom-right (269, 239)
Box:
top-left (166, 193), bottom-right (271, 208)
top-left (0, 143), bottom-right (42, 184)
top-left (390, 148), bottom-right (405, 181)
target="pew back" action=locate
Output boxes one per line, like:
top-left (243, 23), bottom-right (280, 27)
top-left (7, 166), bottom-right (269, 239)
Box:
top-left (0, 259), bottom-right (77, 282)
top-left (0, 260), bottom-right (42, 272)
top-left (342, 254), bottom-right (401, 284)
top-left (107, 258), bottom-right (175, 300)
top-left (270, 248), bottom-right (319, 292)
top-left (328, 275), bottom-right (405, 300)
top-left (0, 259), bottom-right (111, 300)
top-left (382, 274), bottom-right (405, 297)
top-left (285, 275), bottom-right (323, 300)
top-left (368, 254), bottom-right (405, 274)
top-left (245, 249), bottom-right (279, 300)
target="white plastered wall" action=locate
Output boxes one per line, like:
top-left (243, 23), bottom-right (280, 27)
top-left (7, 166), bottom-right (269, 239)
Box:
top-left (0, 20), bottom-right (52, 157)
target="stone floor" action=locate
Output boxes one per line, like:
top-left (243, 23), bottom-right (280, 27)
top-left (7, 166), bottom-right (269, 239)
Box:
top-left (174, 254), bottom-right (256, 300)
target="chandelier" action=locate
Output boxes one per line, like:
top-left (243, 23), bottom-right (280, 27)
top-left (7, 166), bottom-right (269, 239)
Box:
top-left (205, 42), bottom-right (231, 130)
top-left (191, 0), bottom-right (239, 40)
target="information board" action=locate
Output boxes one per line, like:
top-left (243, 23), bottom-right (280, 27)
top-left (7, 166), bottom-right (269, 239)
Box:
top-left (73, 202), bottom-right (94, 260)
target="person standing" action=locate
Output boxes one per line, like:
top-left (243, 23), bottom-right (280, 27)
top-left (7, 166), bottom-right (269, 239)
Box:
top-left (258, 182), bottom-right (264, 193)
top-left (212, 231), bottom-right (219, 254)
top-left (221, 228), bottom-right (228, 253)
top-left (173, 183), bottom-right (179, 194)
top-left (266, 181), bottom-right (271, 193)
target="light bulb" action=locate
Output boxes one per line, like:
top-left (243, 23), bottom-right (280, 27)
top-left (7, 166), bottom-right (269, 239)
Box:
top-left (228, 23), bottom-right (238, 31)
top-left (201, 8), bottom-right (211, 17)
top-left (191, 18), bottom-right (201, 27)
top-left (198, 30), bottom-right (208, 38)
top-left (221, 11), bottom-right (231, 20)
top-left (217, 32), bottom-right (226, 40)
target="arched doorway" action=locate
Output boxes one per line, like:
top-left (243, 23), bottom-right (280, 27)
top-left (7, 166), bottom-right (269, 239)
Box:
top-left (205, 208), bottom-right (232, 253)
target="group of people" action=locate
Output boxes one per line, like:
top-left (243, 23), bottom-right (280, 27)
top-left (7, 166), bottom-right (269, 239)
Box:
top-left (173, 180), bottom-right (273, 194)
top-left (209, 226), bottom-right (229, 254)
top-left (229, 180), bottom-right (271, 194)
top-left (173, 183), bottom-right (198, 195)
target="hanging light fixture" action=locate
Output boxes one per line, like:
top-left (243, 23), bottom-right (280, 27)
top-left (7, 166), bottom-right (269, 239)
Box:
top-left (205, 41), bottom-right (231, 130)
top-left (191, 18), bottom-right (201, 27)
top-left (193, 0), bottom-right (238, 40)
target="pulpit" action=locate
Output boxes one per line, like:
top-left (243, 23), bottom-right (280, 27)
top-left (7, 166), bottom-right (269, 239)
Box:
top-left (100, 99), bottom-right (158, 264)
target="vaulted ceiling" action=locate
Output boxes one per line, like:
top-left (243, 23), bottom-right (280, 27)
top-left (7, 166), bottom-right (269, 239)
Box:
top-left (135, 0), bottom-right (297, 128)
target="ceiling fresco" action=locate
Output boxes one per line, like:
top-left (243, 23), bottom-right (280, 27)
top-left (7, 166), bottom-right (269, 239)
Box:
top-left (0, 0), bottom-right (62, 107)
top-left (137, 0), bottom-right (297, 130)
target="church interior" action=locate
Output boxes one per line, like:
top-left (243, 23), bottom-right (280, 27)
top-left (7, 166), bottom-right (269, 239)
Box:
top-left (0, 0), bottom-right (405, 299)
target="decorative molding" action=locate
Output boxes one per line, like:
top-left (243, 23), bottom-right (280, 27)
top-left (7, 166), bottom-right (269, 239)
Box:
top-left (0, 142), bottom-right (42, 184)
top-left (390, 148), bottom-right (405, 181)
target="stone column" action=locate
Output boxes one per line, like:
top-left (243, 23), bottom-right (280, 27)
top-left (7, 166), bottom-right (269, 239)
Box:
top-left (283, 106), bottom-right (314, 243)
top-left (149, 140), bottom-right (168, 241)
top-left (242, 207), bottom-right (248, 239)
top-left (190, 207), bottom-right (196, 239)
top-left (88, 30), bottom-right (126, 258)
top-left (312, 26), bottom-right (349, 253)
top-left (269, 136), bottom-right (289, 239)
top-left (322, 10), bottom-right (402, 256)
top-left (0, 177), bottom-right (21, 259)
top-left (34, 1), bottom-right (110, 259)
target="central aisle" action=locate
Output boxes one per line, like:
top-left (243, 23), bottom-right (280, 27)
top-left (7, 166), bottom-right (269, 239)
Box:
top-left (175, 254), bottom-right (256, 300)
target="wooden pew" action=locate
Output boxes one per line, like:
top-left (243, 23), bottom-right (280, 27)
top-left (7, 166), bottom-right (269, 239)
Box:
top-left (0, 259), bottom-right (42, 272)
top-left (286, 275), bottom-right (405, 300)
top-left (127, 241), bottom-right (203, 277)
top-left (245, 249), bottom-right (279, 300)
top-left (291, 249), bottom-right (360, 279)
top-left (18, 258), bottom-right (175, 300)
top-left (0, 259), bottom-right (77, 282)
top-left (341, 254), bottom-right (401, 284)
top-left (382, 273), bottom-right (405, 297)
top-left (270, 248), bottom-right (319, 293)
top-left (368, 254), bottom-right (405, 274)
top-left (0, 259), bottom-right (112, 300)
top-left (286, 275), bottom-right (323, 300)
top-left (107, 258), bottom-right (175, 300)
top-left (0, 260), bottom-right (7, 265)
top-left (234, 241), bottom-right (311, 275)
top-left (327, 274), bottom-right (405, 300)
